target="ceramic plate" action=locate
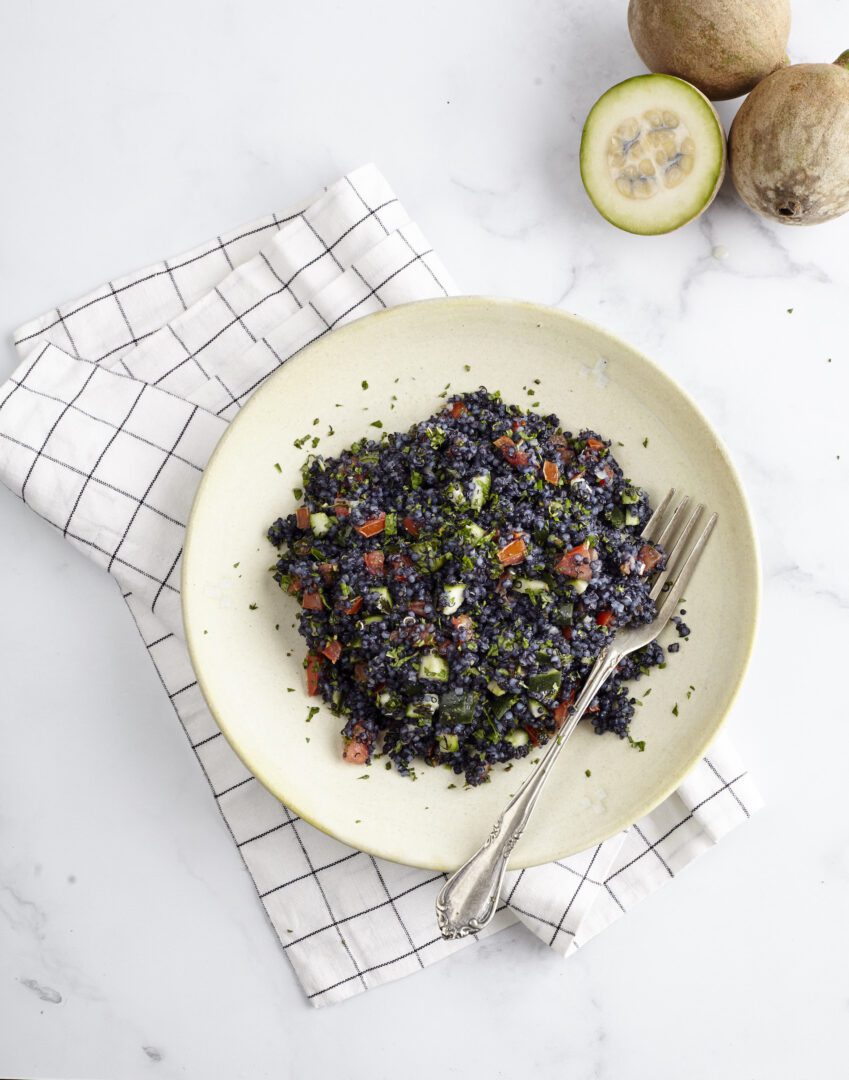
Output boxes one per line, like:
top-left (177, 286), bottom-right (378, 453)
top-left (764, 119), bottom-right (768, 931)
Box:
top-left (182, 297), bottom-right (759, 871)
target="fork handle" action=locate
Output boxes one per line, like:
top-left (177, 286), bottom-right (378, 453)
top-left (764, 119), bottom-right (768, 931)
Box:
top-left (435, 645), bottom-right (621, 938)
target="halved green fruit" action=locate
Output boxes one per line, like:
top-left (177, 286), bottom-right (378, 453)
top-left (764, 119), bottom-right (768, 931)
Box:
top-left (580, 74), bottom-right (726, 235)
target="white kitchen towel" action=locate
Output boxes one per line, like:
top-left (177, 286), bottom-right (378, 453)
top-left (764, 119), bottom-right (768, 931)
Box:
top-left (0, 164), bottom-right (762, 1006)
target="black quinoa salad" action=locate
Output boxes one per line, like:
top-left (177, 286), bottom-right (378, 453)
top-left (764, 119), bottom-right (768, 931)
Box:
top-left (267, 388), bottom-right (671, 787)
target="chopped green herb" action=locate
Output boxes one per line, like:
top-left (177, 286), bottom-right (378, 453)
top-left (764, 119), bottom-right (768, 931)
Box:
top-left (293, 487), bottom-right (303, 499)
top-left (273, 463), bottom-right (282, 473)
top-left (233, 561), bottom-right (240, 568)
top-left (585, 769), bottom-right (591, 778)
top-left (370, 420), bottom-right (383, 429)
top-left (642, 437), bottom-right (649, 448)
top-left (786, 307), bottom-right (793, 314)
top-left (628, 735), bottom-right (646, 752)
top-left (249, 602), bottom-right (258, 610)
top-left (464, 364), bottom-right (471, 372)
top-left (361, 380), bottom-right (369, 390)
top-left (306, 706), bottom-right (320, 723)
top-left (286, 687), bottom-right (295, 693)
top-left (672, 702), bottom-right (679, 716)
top-left (357, 774), bottom-right (370, 780)
top-left (312, 417), bottom-right (320, 426)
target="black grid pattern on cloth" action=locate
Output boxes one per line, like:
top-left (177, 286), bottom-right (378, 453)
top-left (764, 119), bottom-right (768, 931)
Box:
top-left (0, 165), bottom-right (762, 1007)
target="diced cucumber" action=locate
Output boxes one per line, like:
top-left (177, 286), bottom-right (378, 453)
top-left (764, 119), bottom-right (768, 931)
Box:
top-left (551, 601), bottom-right (574, 628)
top-left (377, 689), bottom-right (402, 712)
top-left (469, 472), bottom-right (491, 511)
top-left (624, 508), bottom-right (640, 527)
top-left (569, 578), bottom-right (589, 595)
top-left (528, 699), bottom-right (547, 719)
top-left (438, 733), bottom-right (460, 753)
top-left (506, 729), bottom-right (529, 748)
top-left (514, 578), bottom-right (549, 594)
top-left (406, 694), bottom-right (440, 719)
top-left (384, 512), bottom-right (397, 536)
top-left (363, 615), bottom-right (382, 625)
top-left (464, 522), bottom-right (486, 542)
top-left (429, 553), bottom-right (448, 572)
top-left (487, 679), bottom-right (506, 697)
top-left (607, 507), bottom-right (625, 528)
top-left (492, 694), bottom-right (517, 721)
top-left (440, 689), bottom-right (478, 724)
top-left (446, 481), bottom-right (466, 507)
top-left (620, 486), bottom-right (640, 504)
top-left (527, 669), bottom-right (562, 703)
top-left (419, 652), bottom-right (449, 681)
top-left (442, 583), bottom-right (466, 614)
top-left (370, 586), bottom-right (393, 613)
top-left (309, 512), bottom-right (330, 536)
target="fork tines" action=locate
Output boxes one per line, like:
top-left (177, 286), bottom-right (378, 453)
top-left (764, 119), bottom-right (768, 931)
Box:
top-left (641, 488), bottom-right (718, 625)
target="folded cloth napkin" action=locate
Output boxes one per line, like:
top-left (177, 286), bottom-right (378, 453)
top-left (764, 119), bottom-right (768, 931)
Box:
top-left (0, 164), bottom-right (762, 1006)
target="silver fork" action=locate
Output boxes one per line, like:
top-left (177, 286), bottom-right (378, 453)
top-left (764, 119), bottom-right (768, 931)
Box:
top-left (435, 489), bottom-right (717, 939)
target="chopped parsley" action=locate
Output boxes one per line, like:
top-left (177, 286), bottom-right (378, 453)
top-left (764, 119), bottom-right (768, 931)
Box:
top-left (306, 707), bottom-right (320, 723)
top-left (249, 602), bottom-right (258, 610)
top-left (273, 463), bottom-right (282, 473)
top-left (361, 380), bottom-right (369, 390)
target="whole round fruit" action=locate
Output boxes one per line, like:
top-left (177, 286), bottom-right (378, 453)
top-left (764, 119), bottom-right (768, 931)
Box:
top-left (729, 54), bottom-right (849, 225)
top-left (580, 74), bottom-right (726, 236)
top-left (628, 0), bottom-right (791, 100)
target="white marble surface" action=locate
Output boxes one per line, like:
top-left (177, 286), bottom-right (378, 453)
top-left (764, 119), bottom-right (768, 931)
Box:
top-left (1, 0), bottom-right (848, 1075)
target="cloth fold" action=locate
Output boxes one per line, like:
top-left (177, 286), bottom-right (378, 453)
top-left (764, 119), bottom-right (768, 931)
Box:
top-left (0, 164), bottom-right (762, 1006)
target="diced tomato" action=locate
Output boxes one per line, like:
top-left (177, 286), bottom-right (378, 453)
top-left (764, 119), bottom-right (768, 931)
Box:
top-left (594, 464), bottom-right (614, 486)
top-left (343, 740), bottom-right (369, 764)
top-left (353, 662), bottom-right (369, 684)
top-left (302, 590), bottom-right (323, 611)
top-left (344, 595), bottom-right (363, 616)
top-left (409, 600), bottom-right (428, 615)
top-left (305, 654), bottom-right (321, 695)
top-left (586, 437), bottom-right (605, 451)
top-left (524, 725), bottom-right (540, 747)
top-left (638, 544), bottom-right (662, 572)
top-left (321, 639), bottom-right (342, 664)
top-left (497, 538), bottom-right (527, 565)
top-left (562, 626), bottom-right (572, 641)
top-left (596, 610), bottom-right (614, 628)
top-left (318, 562), bottom-right (337, 584)
top-left (555, 541), bottom-right (594, 581)
top-left (542, 460), bottom-right (560, 485)
top-left (493, 435), bottom-right (531, 468)
top-left (295, 506), bottom-right (310, 530)
top-left (549, 434), bottom-right (574, 465)
top-left (363, 551), bottom-right (385, 576)
top-left (355, 513), bottom-right (386, 538)
top-left (450, 400), bottom-right (467, 419)
top-left (388, 553), bottom-right (413, 581)
top-left (553, 690), bottom-right (576, 729)
top-left (402, 516), bottom-right (420, 537)
top-left (333, 499), bottom-right (350, 518)
top-left (287, 575), bottom-right (302, 595)
top-left (451, 614), bottom-right (474, 638)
